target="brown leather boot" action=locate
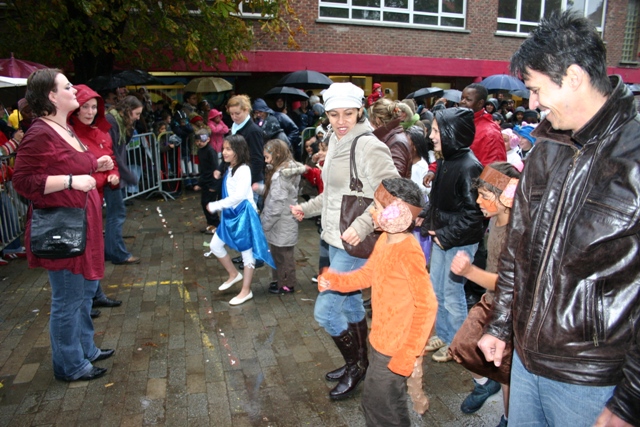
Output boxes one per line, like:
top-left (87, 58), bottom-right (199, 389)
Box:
top-left (325, 319), bottom-right (369, 382)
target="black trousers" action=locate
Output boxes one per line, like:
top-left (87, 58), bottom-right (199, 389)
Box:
top-left (361, 347), bottom-right (411, 427)
top-left (200, 189), bottom-right (219, 226)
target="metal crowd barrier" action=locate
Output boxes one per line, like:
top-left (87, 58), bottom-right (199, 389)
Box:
top-left (124, 131), bottom-right (200, 201)
top-left (0, 131), bottom-right (206, 248)
top-left (0, 155), bottom-right (28, 253)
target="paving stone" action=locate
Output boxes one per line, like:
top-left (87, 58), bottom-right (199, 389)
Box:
top-left (13, 363), bottom-right (40, 384)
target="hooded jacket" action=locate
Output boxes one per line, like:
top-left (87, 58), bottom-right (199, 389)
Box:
top-left (486, 76), bottom-right (640, 425)
top-left (69, 84), bottom-right (119, 197)
top-left (421, 107), bottom-right (484, 250)
top-left (252, 98), bottom-right (290, 144)
top-left (257, 160), bottom-right (305, 247)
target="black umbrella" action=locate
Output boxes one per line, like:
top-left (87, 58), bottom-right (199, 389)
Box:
top-left (407, 87), bottom-right (444, 99)
top-left (87, 70), bottom-right (162, 92)
top-left (264, 86), bottom-right (309, 101)
top-left (274, 70), bottom-right (333, 89)
top-left (442, 89), bottom-right (462, 103)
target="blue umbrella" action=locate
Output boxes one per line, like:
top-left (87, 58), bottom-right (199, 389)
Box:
top-left (510, 89), bottom-right (531, 99)
top-left (479, 74), bottom-right (527, 92)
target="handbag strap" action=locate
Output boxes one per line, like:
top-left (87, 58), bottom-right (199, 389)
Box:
top-left (349, 133), bottom-right (373, 193)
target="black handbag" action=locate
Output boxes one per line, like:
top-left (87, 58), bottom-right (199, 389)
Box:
top-left (339, 133), bottom-right (380, 259)
top-left (30, 194), bottom-right (88, 259)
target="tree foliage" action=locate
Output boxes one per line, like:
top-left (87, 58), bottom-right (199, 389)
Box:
top-left (0, 0), bottom-right (303, 82)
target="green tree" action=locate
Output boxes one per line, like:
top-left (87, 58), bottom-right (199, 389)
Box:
top-left (0, 0), bottom-right (303, 82)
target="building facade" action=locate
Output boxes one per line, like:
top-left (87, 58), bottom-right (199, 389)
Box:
top-left (162, 0), bottom-right (640, 99)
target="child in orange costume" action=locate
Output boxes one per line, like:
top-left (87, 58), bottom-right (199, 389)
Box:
top-left (318, 177), bottom-right (437, 426)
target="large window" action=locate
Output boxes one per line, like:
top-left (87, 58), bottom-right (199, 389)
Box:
top-left (318, 0), bottom-right (467, 30)
top-left (497, 0), bottom-right (606, 35)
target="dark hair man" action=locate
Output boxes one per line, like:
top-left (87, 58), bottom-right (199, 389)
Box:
top-left (479, 12), bottom-right (639, 427)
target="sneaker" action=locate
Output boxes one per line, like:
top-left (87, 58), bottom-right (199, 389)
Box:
top-left (0, 257), bottom-right (8, 266)
top-left (279, 285), bottom-right (295, 294)
top-left (460, 378), bottom-right (501, 413)
top-left (496, 415), bottom-right (508, 427)
top-left (432, 345), bottom-right (452, 362)
top-left (311, 275), bottom-right (318, 283)
top-left (200, 225), bottom-right (216, 235)
top-left (425, 335), bottom-right (446, 352)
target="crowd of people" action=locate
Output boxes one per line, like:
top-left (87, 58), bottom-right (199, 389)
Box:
top-left (0, 10), bottom-right (638, 427)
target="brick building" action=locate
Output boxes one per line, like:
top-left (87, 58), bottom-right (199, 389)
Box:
top-left (163, 0), bottom-right (640, 100)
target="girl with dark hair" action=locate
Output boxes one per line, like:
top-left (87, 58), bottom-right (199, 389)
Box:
top-left (104, 95), bottom-right (143, 265)
top-left (253, 139), bottom-right (305, 295)
top-left (206, 134), bottom-right (274, 306)
top-left (405, 125), bottom-right (433, 197)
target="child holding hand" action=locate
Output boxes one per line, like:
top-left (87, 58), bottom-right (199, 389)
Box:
top-left (252, 139), bottom-right (305, 294)
top-left (318, 178), bottom-right (437, 426)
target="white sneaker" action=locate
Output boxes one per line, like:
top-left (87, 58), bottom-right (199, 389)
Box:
top-left (219, 273), bottom-right (243, 291)
top-left (229, 291), bottom-right (253, 306)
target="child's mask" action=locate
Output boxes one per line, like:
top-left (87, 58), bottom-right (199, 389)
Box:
top-left (371, 183), bottom-right (423, 234)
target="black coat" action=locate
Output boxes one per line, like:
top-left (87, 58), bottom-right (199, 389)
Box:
top-left (421, 107), bottom-right (484, 250)
top-left (236, 119), bottom-right (265, 183)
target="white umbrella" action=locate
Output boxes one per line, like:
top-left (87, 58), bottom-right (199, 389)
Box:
top-left (183, 77), bottom-right (233, 93)
top-left (0, 76), bottom-right (27, 88)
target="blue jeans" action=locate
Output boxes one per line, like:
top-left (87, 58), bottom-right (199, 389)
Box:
top-left (104, 187), bottom-right (131, 263)
top-left (48, 270), bottom-right (100, 380)
top-left (430, 242), bottom-right (478, 344)
top-left (313, 245), bottom-right (367, 336)
top-left (509, 351), bottom-right (615, 426)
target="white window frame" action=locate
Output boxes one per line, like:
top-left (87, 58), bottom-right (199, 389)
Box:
top-left (317, 0), bottom-right (467, 31)
top-left (496, 0), bottom-right (607, 37)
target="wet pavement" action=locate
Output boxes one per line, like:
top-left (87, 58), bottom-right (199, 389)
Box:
top-left (0, 192), bottom-right (504, 426)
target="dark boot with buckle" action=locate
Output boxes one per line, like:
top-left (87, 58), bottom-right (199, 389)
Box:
top-left (325, 319), bottom-right (369, 382)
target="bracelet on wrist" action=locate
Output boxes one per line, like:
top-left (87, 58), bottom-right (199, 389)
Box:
top-left (68, 174), bottom-right (73, 190)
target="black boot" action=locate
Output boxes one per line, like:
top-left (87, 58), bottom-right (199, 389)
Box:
top-left (325, 319), bottom-right (369, 382)
top-left (329, 326), bottom-right (368, 400)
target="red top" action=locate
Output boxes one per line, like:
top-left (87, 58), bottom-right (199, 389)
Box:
top-left (12, 119), bottom-right (105, 280)
top-left (470, 109), bottom-right (507, 167)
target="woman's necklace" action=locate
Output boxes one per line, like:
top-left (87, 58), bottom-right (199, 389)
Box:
top-left (42, 117), bottom-right (74, 137)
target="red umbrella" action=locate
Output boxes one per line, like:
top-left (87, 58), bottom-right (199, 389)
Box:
top-left (0, 53), bottom-right (47, 78)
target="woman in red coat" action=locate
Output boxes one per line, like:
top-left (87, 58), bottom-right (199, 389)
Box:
top-left (68, 84), bottom-right (123, 309)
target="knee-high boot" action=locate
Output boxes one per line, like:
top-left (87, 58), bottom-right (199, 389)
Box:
top-left (325, 318), bottom-right (369, 382)
top-left (329, 319), bottom-right (369, 400)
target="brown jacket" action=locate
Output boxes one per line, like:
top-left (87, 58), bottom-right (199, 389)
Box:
top-left (373, 118), bottom-right (412, 178)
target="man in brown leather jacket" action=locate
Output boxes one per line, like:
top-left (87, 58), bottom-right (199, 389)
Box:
top-left (479, 12), bottom-right (640, 427)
